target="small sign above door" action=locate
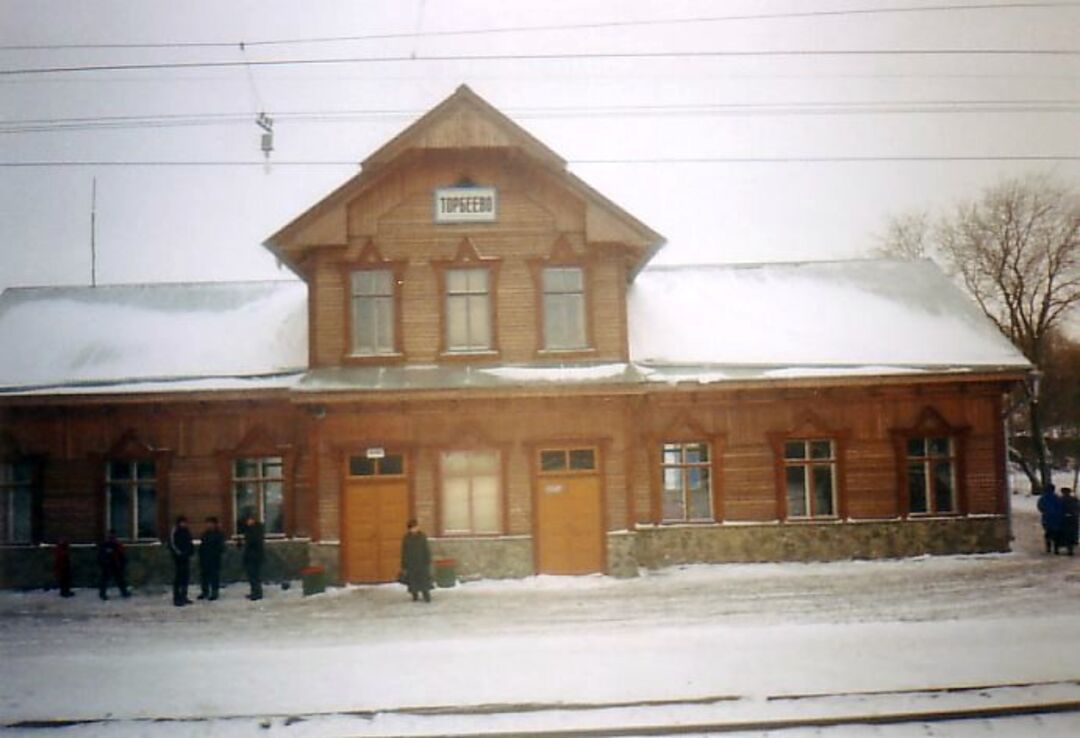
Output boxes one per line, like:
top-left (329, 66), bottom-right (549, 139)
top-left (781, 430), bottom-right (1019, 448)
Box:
top-left (434, 187), bottom-right (497, 223)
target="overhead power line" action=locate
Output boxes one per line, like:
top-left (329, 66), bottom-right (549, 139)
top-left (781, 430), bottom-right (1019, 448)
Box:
top-left (1, 2), bottom-right (1076, 52)
top-left (4, 47), bottom-right (1080, 77)
top-left (3, 99), bottom-right (1080, 135)
top-left (2, 155), bottom-right (1078, 168)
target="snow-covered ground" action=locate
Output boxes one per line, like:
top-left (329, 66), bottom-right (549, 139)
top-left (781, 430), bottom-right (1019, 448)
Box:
top-left (3, 493), bottom-right (1080, 737)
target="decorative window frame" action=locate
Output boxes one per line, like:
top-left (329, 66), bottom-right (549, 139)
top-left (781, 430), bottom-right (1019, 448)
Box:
top-left (432, 237), bottom-right (502, 360)
top-left (647, 414), bottom-right (725, 524)
top-left (338, 239), bottom-right (407, 364)
top-left (217, 425), bottom-right (295, 538)
top-left (95, 429), bottom-right (171, 542)
top-left (767, 410), bottom-right (850, 522)
top-left (0, 432), bottom-right (43, 546)
top-left (890, 407), bottom-right (970, 518)
top-left (528, 235), bottom-right (595, 358)
top-left (434, 424), bottom-right (510, 537)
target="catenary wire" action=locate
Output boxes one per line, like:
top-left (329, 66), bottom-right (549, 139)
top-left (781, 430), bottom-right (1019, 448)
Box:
top-left (4, 48), bottom-right (1080, 77)
top-left (1, 2), bottom-right (1076, 52)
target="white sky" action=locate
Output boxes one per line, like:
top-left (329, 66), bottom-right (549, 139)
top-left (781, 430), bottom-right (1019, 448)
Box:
top-left (1, 1), bottom-right (1078, 295)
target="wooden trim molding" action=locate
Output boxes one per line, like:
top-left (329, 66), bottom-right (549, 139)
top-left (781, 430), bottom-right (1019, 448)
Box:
top-left (765, 408), bottom-right (851, 522)
top-left (889, 406), bottom-right (972, 519)
top-left (527, 234), bottom-right (597, 358)
top-left (215, 423), bottom-right (296, 537)
top-left (431, 237), bottom-right (503, 360)
top-left (338, 239), bottom-right (408, 363)
top-left (647, 411), bottom-right (726, 525)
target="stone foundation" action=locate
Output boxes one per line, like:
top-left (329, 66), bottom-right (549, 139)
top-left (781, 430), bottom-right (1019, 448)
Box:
top-left (1, 518), bottom-right (1009, 590)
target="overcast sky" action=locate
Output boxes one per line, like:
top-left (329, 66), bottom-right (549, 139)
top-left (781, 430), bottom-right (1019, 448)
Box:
top-left (1, 0), bottom-right (1078, 296)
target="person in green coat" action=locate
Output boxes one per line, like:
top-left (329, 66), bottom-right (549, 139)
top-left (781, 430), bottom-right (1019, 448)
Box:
top-left (400, 518), bottom-right (432, 602)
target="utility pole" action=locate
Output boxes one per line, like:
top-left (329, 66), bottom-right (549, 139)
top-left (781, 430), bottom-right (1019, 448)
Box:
top-left (90, 177), bottom-right (97, 287)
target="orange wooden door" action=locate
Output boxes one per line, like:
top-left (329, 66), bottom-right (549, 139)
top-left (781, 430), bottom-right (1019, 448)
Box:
top-left (343, 477), bottom-right (409, 583)
top-left (536, 449), bottom-right (604, 575)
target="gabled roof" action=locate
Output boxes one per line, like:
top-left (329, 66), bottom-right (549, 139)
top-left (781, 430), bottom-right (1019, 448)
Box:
top-left (0, 281), bottom-right (307, 394)
top-left (264, 85), bottom-right (664, 277)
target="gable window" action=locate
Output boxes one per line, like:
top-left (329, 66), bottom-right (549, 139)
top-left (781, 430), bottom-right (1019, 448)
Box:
top-left (1, 461), bottom-right (33, 544)
top-left (445, 268), bottom-right (492, 352)
top-left (906, 437), bottom-right (956, 515)
top-left (784, 439), bottom-right (837, 519)
top-left (542, 266), bottom-right (587, 350)
top-left (233, 457), bottom-right (285, 536)
top-left (661, 442), bottom-right (712, 522)
top-left (441, 450), bottom-right (501, 535)
top-left (106, 459), bottom-right (157, 540)
top-left (350, 269), bottom-right (396, 356)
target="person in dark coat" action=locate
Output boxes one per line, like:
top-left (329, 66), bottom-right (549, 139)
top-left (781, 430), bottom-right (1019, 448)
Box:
top-left (168, 516), bottom-right (195, 606)
top-left (400, 518), bottom-right (432, 603)
top-left (1037, 484), bottom-right (1064, 554)
top-left (97, 530), bottom-right (129, 600)
top-left (239, 513), bottom-right (265, 601)
top-left (197, 516), bottom-right (225, 601)
top-left (1057, 488), bottom-right (1078, 556)
top-left (54, 537), bottom-right (75, 598)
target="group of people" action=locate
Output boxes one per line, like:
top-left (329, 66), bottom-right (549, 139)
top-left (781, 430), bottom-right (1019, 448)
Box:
top-left (1038, 484), bottom-right (1079, 556)
top-left (168, 514), bottom-right (265, 606)
top-left (54, 515), bottom-right (434, 604)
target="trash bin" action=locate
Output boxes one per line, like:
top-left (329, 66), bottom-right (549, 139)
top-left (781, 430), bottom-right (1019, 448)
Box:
top-left (433, 558), bottom-right (456, 588)
top-left (300, 565), bottom-right (326, 596)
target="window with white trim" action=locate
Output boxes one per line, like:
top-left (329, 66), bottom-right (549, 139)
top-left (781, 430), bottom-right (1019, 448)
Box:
top-left (445, 268), bottom-right (492, 352)
top-left (1, 461), bottom-right (33, 544)
top-left (661, 442), bottom-right (712, 522)
top-left (350, 269), bottom-right (396, 356)
top-left (906, 437), bottom-right (956, 514)
top-left (783, 439), bottom-right (837, 519)
top-left (106, 459), bottom-right (157, 540)
top-left (233, 457), bottom-right (285, 535)
top-left (542, 266), bottom-right (586, 350)
top-left (441, 450), bottom-right (500, 535)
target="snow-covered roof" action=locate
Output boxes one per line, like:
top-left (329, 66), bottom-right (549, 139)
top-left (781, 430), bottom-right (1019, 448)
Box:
top-left (0, 281), bottom-right (307, 394)
top-left (0, 259), bottom-right (1028, 398)
top-left (629, 260), bottom-right (1030, 373)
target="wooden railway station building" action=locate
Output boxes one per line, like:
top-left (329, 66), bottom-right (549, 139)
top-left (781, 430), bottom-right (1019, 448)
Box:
top-left (0, 86), bottom-right (1031, 587)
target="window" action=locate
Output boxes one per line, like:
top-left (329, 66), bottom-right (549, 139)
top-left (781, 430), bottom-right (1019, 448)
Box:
top-left (906, 437), bottom-right (956, 515)
top-left (106, 459), bottom-right (157, 540)
top-left (445, 268), bottom-right (492, 352)
top-left (233, 457), bottom-right (284, 535)
top-left (542, 267), bottom-right (586, 350)
top-left (1, 461), bottom-right (33, 544)
top-left (350, 270), bottom-right (396, 356)
top-left (349, 452), bottom-right (405, 477)
top-left (783, 439), bottom-right (837, 519)
top-left (539, 447), bottom-right (597, 473)
top-left (441, 450), bottom-right (500, 535)
top-left (661, 442), bottom-right (712, 522)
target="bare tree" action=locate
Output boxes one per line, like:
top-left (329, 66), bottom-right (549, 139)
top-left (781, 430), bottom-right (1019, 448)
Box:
top-left (878, 174), bottom-right (1080, 491)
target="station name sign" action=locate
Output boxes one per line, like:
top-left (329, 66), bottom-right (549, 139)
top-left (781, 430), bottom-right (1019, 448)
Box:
top-left (434, 187), bottom-right (497, 223)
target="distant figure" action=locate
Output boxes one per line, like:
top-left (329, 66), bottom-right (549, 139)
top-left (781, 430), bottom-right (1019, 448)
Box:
top-left (1037, 484), bottom-right (1063, 554)
top-left (54, 538), bottom-right (74, 598)
top-left (197, 516), bottom-right (226, 601)
top-left (400, 518), bottom-right (432, 603)
top-left (1058, 488), bottom-right (1078, 557)
top-left (97, 530), bottom-right (129, 600)
top-left (168, 516), bottom-right (195, 606)
top-left (240, 513), bottom-right (265, 601)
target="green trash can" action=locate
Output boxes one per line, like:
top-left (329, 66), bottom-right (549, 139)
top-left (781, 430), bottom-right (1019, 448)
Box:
top-left (300, 566), bottom-right (327, 596)
top-left (433, 558), bottom-right (457, 588)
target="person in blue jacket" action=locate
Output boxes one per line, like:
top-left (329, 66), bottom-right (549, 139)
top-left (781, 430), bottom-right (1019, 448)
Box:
top-left (1057, 488), bottom-right (1078, 556)
top-left (1037, 484), bottom-right (1063, 554)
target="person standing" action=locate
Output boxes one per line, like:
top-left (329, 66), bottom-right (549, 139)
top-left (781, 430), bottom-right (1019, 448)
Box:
top-left (54, 537), bottom-right (75, 598)
top-left (1037, 484), bottom-right (1064, 554)
top-left (197, 516), bottom-right (225, 601)
top-left (400, 518), bottom-right (432, 603)
top-left (168, 516), bottom-right (195, 606)
top-left (240, 513), bottom-right (265, 601)
top-left (97, 530), bottom-right (129, 600)
top-left (1058, 488), bottom-right (1078, 557)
